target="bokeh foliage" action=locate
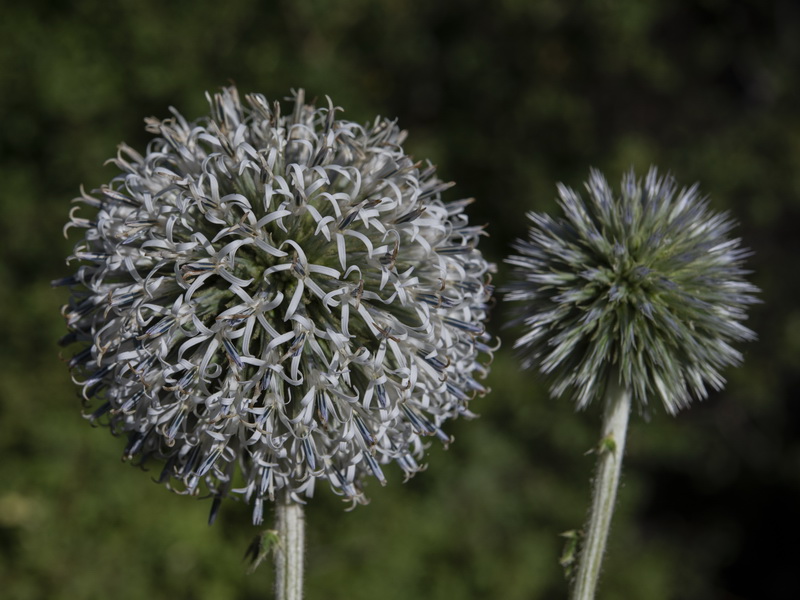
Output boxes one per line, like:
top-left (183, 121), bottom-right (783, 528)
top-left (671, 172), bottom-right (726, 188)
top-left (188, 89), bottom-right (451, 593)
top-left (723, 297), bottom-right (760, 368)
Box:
top-left (1, 0), bottom-right (798, 598)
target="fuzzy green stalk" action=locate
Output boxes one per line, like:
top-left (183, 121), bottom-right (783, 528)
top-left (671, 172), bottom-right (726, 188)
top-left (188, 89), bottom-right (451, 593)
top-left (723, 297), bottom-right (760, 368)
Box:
top-left (570, 380), bottom-right (631, 600)
top-left (275, 500), bottom-right (305, 600)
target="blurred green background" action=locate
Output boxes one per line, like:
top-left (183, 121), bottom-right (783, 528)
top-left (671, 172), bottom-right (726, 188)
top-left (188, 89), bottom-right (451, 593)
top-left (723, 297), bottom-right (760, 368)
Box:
top-left (1, 0), bottom-right (798, 598)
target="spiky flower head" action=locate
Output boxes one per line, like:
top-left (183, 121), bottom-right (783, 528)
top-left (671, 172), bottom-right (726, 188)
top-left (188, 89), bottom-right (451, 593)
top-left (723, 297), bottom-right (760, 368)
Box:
top-left (56, 87), bottom-right (494, 524)
top-left (505, 167), bottom-right (758, 415)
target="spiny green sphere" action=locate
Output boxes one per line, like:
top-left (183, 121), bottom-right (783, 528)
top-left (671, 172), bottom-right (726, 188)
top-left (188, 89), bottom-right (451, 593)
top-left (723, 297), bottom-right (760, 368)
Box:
top-left (505, 168), bottom-right (758, 414)
top-left (56, 87), bottom-right (494, 524)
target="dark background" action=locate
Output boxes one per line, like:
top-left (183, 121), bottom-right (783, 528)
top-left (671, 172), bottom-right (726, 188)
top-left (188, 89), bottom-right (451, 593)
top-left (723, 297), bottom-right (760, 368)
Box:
top-left (1, 0), bottom-right (798, 598)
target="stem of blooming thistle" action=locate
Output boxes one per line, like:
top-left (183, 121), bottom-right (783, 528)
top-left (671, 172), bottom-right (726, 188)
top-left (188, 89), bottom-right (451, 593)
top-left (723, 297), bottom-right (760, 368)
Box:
top-left (570, 380), bottom-right (632, 600)
top-left (275, 499), bottom-right (305, 600)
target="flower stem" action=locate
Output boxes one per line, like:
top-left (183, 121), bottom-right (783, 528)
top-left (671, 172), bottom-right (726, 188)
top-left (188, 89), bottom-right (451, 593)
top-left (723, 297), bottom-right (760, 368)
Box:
top-left (570, 380), bottom-right (632, 600)
top-left (275, 499), bottom-right (305, 600)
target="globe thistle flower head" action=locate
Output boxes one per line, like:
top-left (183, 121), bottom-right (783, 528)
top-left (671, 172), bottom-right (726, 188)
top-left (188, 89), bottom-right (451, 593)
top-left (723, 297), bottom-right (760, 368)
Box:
top-left (505, 168), bottom-right (758, 415)
top-left (56, 87), bottom-right (494, 524)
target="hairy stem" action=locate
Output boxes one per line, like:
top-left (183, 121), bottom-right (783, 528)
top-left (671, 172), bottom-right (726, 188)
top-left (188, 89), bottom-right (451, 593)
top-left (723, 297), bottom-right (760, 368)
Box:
top-left (570, 381), bottom-right (632, 600)
top-left (275, 499), bottom-right (305, 600)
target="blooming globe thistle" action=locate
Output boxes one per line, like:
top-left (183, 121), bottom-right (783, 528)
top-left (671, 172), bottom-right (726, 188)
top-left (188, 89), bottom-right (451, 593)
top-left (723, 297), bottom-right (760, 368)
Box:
top-left (56, 87), bottom-right (494, 525)
top-left (505, 168), bottom-right (758, 414)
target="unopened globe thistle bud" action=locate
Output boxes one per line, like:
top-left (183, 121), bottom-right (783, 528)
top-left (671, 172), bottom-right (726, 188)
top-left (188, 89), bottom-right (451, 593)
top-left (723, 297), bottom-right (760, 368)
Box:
top-left (56, 87), bottom-right (494, 525)
top-left (505, 168), bottom-right (758, 414)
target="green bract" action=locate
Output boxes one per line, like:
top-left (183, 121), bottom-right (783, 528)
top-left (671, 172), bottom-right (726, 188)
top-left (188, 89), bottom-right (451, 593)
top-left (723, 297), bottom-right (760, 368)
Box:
top-left (505, 168), bottom-right (758, 414)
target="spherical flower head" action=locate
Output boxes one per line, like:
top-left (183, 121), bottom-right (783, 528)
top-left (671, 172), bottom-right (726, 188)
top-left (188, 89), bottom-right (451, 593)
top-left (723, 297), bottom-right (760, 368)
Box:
top-left (56, 87), bottom-right (494, 524)
top-left (505, 167), bottom-right (758, 415)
